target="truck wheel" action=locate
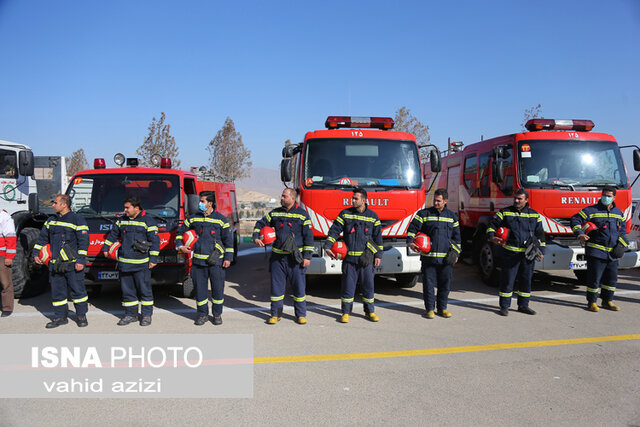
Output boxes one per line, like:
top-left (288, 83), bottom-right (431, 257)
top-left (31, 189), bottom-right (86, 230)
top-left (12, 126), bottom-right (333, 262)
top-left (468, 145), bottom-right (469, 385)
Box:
top-left (478, 240), bottom-right (500, 287)
top-left (13, 227), bottom-right (49, 298)
top-left (395, 273), bottom-right (419, 288)
top-left (574, 270), bottom-right (587, 283)
top-left (182, 276), bottom-right (194, 298)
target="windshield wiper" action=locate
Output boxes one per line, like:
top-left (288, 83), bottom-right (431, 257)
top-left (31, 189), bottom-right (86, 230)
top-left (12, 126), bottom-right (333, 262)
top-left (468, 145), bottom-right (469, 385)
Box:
top-left (548, 183), bottom-right (576, 191)
top-left (584, 180), bottom-right (620, 187)
top-left (82, 213), bottom-right (117, 224)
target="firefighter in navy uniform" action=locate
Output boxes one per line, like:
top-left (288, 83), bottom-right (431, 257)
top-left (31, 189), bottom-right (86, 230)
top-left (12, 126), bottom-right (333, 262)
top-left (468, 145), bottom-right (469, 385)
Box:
top-left (33, 194), bottom-right (90, 328)
top-left (176, 191), bottom-right (234, 326)
top-left (325, 187), bottom-right (383, 323)
top-left (102, 197), bottom-right (159, 326)
top-left (487, 188), bottom-right (545, 316)
top-left (570, 186), bottom-right (627, 312)
top-left (253, 188), bottom-right (313, 325)
top-left (406, 188), bottom-right (461, 319)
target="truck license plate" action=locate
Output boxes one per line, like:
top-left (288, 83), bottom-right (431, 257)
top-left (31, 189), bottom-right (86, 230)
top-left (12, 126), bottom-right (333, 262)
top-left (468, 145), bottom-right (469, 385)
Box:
top-left (98, 271), bottom-right (119, 280)
top-left (569, 261), bottom-right (587, 270)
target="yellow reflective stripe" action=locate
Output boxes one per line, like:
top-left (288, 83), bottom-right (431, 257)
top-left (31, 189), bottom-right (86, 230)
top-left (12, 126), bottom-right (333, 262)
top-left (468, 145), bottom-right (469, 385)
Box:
top-left (486, 228), bottom-right (495, 233)
top-left (496, 212), bottom-right (504, 219)
top-left (265, 213), bottom-right (271, 222)
top-left (197, 299), bottom-right (208, 306)
top-left (341, 297), bottom-right (354, 303)
top-left (147, 226), bottom-right (158, 232)
top-left (122, 300), bottom-right (139, 307)
top-left (601, 285), bottom-right (616, 291)
top-left (502, 212), bottom-right (540, 218)
top-left (587, 287), bottom-right (600, 293)
top-left (588, 213), bottom-right (624, 220)
top-left (406, 232), bottom-right (416, 238)
top-left (253, 228), bottom-right (261, 233)
top-left (586, 242), bottom-right (612, 252)
top-left (116, 220), bottom-right (152, 229)
top-left (292, 295), bottom-right (306, 302)
top-left (273, 247), bottom-right (291, 255)
top-left (73, 296), bottom-right (88, 304)
top-left (342, 214), bottom-right (377, 223)
top-left (362, 297), bottom-right (374, 303)
top-left (503, 245), bottom-right (526, 253)
top-left (327, 236), bottom-right (336, 243)
top-left (374, 220), bottom-right (381, 226)
top-left (499, 292), bottom-right (512, 298)
top-left (48, 221), bottom-right (82, 230)
top-left (421, 216), bottom-right (454, 223)
top-left (271, 295), bottom-right (285, 302)
top-left (140, 300), bottom-right (154, 306)
top-left (453, 221), bottom-right (459, 227)
top-left (578, 210), bottom-right (587, 219)
top-left (60, 250), bottom-right (70, 261)
top-left (270, 212), bottom-right (308, 221)
top-left (52, 299), bottom-right (68, 306)
top-left (34, 244), bottom-right (43, 250)
top-left (118, 257), bottom-right (150, 264)
top-left (211, 298), bottom-right (224, 304)
top-left (193, 253), bottom-right (212, 260)
top-left (335, 216), bottom-right (345, 225)
top-left (225, 248), bottom-right (234, 253)
top-left (304, 220), bottom-right (312, 226)
top-left (77, 250), bottom-right (87, 255)
top-left (149, 251), bottom-right (159, 256)
top-left (451, 244), bottom-right (461, 253)
top-left (175, 235), bottom-right (184, 241)
top-left (517, 292), bottom-right (531, 298)
top-left (618, 237), bottom-right (628, 247)
top-left (188, 217), bottom-right (228, 226)
top-left (572, 225), bottom-right (582, 231)
top-left (303, 246), bottom-right (314, 251)
top-left (421, 252), bottom-right (447, 258)
top-left (413, 216), bottom-right (424, 223)
top-left (347, 251), bottom-right (364, 256)
top-left (366, 242), bottom-right (378, 254)
top-left (104, 239), bottom-right (113, 246)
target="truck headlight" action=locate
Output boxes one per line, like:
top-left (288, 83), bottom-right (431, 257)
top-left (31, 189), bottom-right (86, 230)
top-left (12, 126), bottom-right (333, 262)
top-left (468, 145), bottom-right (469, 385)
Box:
top-left (627, 239), bottom-right (638, 251)
top-left (312, 242), bottom-right (323, 257)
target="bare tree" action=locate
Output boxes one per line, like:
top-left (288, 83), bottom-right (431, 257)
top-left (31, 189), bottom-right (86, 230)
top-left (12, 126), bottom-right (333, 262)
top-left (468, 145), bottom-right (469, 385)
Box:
top-left (207, 117), bottom-right (252, 182)
top-left (66, 148), bottom-right (89, 176)
top-left (522, 104), bottom-right (543, 130)
top-left (137, 112), bottom-right (181, 167)
top-left (394, 106), bottom-right (431, 160)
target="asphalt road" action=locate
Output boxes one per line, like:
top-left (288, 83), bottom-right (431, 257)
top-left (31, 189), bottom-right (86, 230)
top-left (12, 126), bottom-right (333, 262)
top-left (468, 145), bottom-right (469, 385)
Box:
top-left (1, 246), bottom-right (639, 426)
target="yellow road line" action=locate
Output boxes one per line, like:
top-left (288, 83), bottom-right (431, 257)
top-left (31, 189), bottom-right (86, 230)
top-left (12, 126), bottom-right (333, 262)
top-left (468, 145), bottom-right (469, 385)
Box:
top-left (254, 334), bottom-right (640, 364)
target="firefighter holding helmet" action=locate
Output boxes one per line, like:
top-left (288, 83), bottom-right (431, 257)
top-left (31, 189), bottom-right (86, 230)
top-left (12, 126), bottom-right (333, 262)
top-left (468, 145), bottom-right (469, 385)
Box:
top-left (253, 188), bottom-right (314, 325)
top-left (325, 187), bottom-right (383, 323)
top-left (487, 188), bottom-right (545, 316)
top-left (406, 188), bottom-right (461, 319)
top-left (176, 191), bottom-right (234, 326)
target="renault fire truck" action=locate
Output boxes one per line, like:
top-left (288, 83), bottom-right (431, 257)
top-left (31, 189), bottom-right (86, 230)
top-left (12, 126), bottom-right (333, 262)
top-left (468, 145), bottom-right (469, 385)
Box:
top-left (281, 116), bottom-right (439, 287)
top-left (65, 154), bottom-right (239, 297)
top-left (423, 119), bottom-right (640, 284)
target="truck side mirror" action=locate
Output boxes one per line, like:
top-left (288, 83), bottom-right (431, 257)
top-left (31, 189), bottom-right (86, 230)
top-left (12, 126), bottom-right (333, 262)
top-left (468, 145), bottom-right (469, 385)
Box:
top-left (492, 160), bottom-right (505, 183)
top-left (281, 158), bottom-right (292, 182)
top-left (429, 150), bottom-right (441, 173)
top-left (19, 150), bottom-right (34, 177)
top-left (634, 149), bottom-right (640, 171)
top-left (28, 193), bottom-right (39, 214)
top-left (186, 194), bottom-right (200, 216)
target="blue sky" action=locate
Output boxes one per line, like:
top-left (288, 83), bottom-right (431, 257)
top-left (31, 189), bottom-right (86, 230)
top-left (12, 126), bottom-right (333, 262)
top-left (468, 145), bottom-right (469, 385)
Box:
top-left (1, 0), bottom-right (639, 174)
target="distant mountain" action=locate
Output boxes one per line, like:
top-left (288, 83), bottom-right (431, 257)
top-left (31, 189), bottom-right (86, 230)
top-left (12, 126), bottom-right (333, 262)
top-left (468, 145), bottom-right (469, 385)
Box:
top-left (236, 167), bottom-right (284, 198)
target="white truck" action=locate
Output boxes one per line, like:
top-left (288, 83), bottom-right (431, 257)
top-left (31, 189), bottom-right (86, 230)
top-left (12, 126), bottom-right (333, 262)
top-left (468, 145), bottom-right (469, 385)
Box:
top-left (0, 139), bottom-right (67, 297)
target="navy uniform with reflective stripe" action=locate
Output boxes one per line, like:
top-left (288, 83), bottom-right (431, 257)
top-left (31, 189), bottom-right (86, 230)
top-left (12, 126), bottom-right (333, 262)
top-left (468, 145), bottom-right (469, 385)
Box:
top-left (252, 203), bottom-right (313, 318)
top-left (570, 200), bottom-right (627, 303)
top-left (33, 211), bottom-right (90, 318)
top-left (406, 206), bottom-right (461, 312)
top-left (486, 203), bottom-right (546, 309)
top-left (176, 210), bottom-right (234, 316)
top-left (101, 211), bottom-right (159, 317)
top-left (324, 206), bottom-right (383, 315)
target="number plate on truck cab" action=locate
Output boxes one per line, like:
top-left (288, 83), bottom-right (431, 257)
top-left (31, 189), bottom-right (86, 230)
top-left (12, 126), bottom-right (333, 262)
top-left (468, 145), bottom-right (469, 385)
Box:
top-left (98, 271), bottom-right (119, 280)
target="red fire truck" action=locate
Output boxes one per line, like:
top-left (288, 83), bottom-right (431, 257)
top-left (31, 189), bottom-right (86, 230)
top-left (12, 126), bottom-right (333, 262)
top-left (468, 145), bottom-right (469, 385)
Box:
top-left (423, 118), bottom-right (640, 283)
top-left (280, 116), bottom-right (440, 287)
top-left (65, 154), bottom-right (239, 296)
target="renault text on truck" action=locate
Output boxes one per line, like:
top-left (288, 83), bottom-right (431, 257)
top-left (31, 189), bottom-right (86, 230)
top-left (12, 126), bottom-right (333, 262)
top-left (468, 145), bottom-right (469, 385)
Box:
top-left (66, 154), bottom-right (239, 297)
top-left (280, 116), bottom-right (440, 287)
top-left (423, 119), bottom-right (640, 284)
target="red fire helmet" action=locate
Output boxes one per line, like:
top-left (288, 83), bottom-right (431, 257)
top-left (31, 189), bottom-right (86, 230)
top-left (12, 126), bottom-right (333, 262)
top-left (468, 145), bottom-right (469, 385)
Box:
top-left (582, 222), bottom-right (598, 234)
top-left (413, 233), bottom-right (432, 253)
top-left (182, 230), bottom-right (198, 250)
top-left (107, 242), bottom-right (121, 260)
top-left (38, 244), bottom-right (52, 266)
top-left (331, 241), bottom-right (348, 260)
top-left (495, 227), bottom-right (509, 242)
top-left (259, 226), bottom-right (277, 245)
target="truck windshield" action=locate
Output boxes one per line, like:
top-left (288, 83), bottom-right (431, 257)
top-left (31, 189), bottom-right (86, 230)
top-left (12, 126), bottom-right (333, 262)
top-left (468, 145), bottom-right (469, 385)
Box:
top-left (303, 138), bottom-right (422, 189)
top-left (67, 174), bottom-right (180, 218)
top-left (518, 140), bottom-right (628, 189)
